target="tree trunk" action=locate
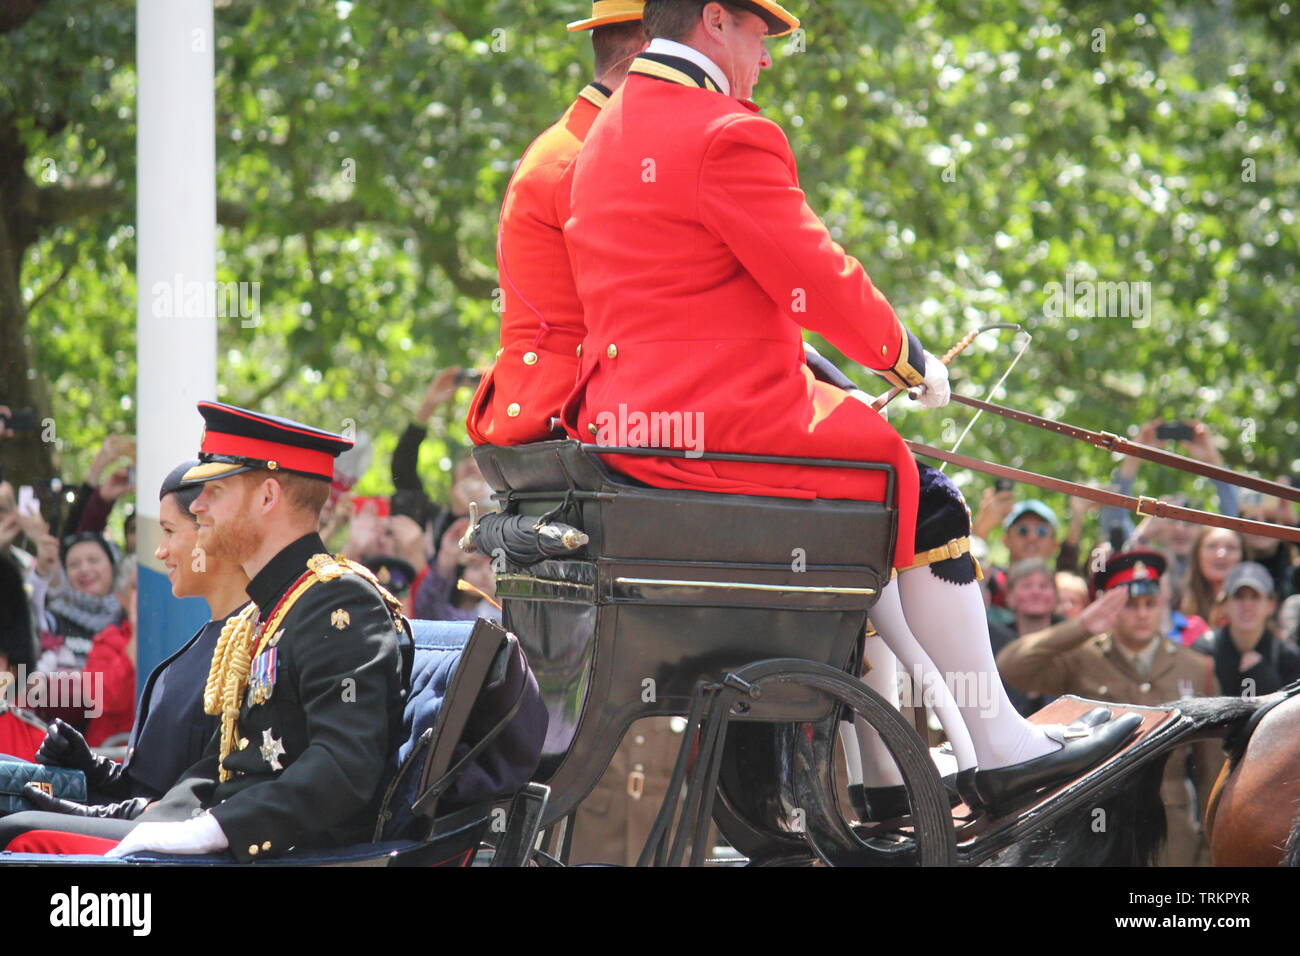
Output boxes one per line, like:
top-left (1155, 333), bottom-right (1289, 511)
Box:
top-left (0, 115), bottom-right (56, 488)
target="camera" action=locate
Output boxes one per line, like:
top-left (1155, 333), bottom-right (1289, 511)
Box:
top-left (1155, 421), bottom-right (1195, 442)
top-left (0, 407), bottom-right (39, 433)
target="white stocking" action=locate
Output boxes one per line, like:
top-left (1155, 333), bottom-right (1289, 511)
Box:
top-left (897, 567), bottom-right (1057, 769)
top-left (850, 633), bottom-right (904, 787)
top-left (867, 579), bottom-right (977, 771)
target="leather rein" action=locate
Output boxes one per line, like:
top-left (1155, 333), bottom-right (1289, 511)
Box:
top-left (871, 327), bottom-right (1300, 544)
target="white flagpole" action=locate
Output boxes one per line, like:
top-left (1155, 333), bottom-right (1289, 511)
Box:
top-left (135, 0), bottom-right (218, 684)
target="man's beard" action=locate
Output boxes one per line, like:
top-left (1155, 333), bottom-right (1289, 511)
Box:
top-left (200, 491), bottom-right (266, 566)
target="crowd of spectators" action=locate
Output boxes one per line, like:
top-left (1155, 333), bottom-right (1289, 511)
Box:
top-left (2, 428), bottom-right (139, 759)
top-left (975, 420), bottom-right (1298, 682)
top-left (972, 418), bottom-right (1299, 864)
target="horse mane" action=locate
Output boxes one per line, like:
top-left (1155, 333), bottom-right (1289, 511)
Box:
top-left (1281, 813), bottom-right (1300, 867)
top-left (1174, 694), bottom-right (1267, 757)
top-left (994, 694), bottom-right (1278, 867)
top-left (991, 756), bottom-right (1169, 867)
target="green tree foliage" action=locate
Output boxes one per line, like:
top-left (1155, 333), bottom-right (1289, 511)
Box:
top-left (2, 0), bottom-right (1296, 535)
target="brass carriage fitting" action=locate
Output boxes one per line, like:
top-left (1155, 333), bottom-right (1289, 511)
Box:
top-left (560, 528), bottom-right (589, 550)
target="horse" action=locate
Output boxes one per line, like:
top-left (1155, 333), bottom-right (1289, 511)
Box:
top-left (995, 687), bottom-right (1300, 866)
top-left (1204, 687), bottom-right (1300, 866)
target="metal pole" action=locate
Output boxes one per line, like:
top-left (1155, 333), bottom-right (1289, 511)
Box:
top-left (134, 0), bottom-right (218, 689)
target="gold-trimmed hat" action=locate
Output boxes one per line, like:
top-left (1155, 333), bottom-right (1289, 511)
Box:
top-left (183, 401), bottom-right (354, 484)
top-left (568, 0), bottom-right (646, 31)
top-left (730, 0), bottom-right (799, 36)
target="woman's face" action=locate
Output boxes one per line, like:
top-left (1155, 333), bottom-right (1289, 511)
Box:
top-left (65, 540), bottom-right (114, 597)
top-left (1056, 583), bottom-right (1089, 620)
top-left (154, 494), bottom-right (204, 598)
top-left (1198, 529), bottom-right (1242, 584)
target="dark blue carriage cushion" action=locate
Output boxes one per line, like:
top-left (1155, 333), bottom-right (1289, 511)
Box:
top-left (382, 619), bottom-right (547, 840)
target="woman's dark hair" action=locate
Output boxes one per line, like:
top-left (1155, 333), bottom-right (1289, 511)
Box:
top-left (0, 553), bottom-right (36, 669)
top-left (160, 459), bottom-right (203, 524)
top-left (60, 531), bottom-right (117, 569)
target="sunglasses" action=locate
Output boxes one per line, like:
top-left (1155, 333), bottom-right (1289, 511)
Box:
top-left (1012, 525), bottom-right (1052, 539)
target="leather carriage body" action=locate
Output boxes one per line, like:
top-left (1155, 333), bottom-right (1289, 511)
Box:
top-left (473, 439), bottom-right (897, 815)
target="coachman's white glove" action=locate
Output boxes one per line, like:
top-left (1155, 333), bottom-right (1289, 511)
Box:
top-left (915, 349), bottom-right (950, 409)
top-left (105, 813), bottom-right (229, 858)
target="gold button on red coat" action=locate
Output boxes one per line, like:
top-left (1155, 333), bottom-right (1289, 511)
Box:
top-left (587, 423), bottom-right (598, 435)
top-left (506, 403), bottom-right (521, 418)
top-left (523, 351), bottom-right (538, 365)
top-left (607, 344), bottom-right (618, 358)
top-left (248, 844), bottom-right (259, 856)
top-left (576, 344), bottom-right (582, 357)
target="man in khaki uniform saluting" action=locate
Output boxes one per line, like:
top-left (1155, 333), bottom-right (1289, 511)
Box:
top-left (997, 550), bottom-right (1223, 865)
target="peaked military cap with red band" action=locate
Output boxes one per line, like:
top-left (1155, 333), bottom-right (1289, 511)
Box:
top-left (1094, 549), bottom-right (1167, 597)
top-left (183, 401), bottom-right (354, 484)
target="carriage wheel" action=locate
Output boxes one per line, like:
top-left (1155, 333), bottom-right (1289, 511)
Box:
top-left (713, 658), bottom-right (957, 867)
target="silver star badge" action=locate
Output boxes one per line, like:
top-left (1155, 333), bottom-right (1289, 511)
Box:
top-left (261, 729), bottom-right (287, 771)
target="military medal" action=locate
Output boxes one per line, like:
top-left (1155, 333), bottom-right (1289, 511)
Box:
top-left (246, 645), bottom-right (279, 707)
top-left (261, 729), bottom-right (287, 772)
top-left (331, 608), bottom-right (350, 630)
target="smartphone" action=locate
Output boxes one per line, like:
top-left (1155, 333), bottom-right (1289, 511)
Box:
top-left (1156, 421), bottom-right (1195, 442)
top-left (17, 485), bottom-right (39, 518)
top-left (0, 408), bottom-right (39, 433)
top-left (994, 478), bottom-right (1014, 493)
top-left (455, 369), bottom-right (483, 387)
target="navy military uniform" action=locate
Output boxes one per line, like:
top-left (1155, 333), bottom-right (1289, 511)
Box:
top-left (141, 534), bottom-right (410, 859)
top-left (132, 403), bottom-right (412, 861)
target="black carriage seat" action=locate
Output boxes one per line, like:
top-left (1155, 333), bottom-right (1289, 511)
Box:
top-left (472, 439), bottom-right (899, 826)
top-left (0, 619), bottom-right (548, 868)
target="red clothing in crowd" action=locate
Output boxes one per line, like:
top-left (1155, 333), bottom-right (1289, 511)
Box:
top-left (82, 619), bottom-right (135, 748)
top-left (0, 706), bottom-right (45, 762)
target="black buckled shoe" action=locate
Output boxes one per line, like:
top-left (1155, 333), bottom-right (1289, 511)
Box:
top-left (969, 707), bottom-right (1142, 819)
top-left (956, 708), bottom-right (1115, 813)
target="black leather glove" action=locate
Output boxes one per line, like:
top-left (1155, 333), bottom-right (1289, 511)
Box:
top-left (35, 718), bottom-right (124, 791)
top-left (21, 784), bottom-right (148, 820)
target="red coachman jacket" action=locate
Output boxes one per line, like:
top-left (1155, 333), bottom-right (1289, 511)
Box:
top-left (563, 53), bottom-right (927, 566)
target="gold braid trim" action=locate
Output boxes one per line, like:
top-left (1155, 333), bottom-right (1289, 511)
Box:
top-left (203, 603), bottom-right (259, 783)
top-left (203, 554), bottom-right (408, 782)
